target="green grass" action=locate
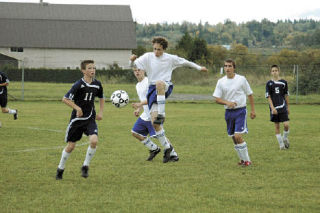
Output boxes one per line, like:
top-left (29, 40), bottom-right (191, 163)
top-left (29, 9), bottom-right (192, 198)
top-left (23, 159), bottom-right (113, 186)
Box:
top-left (0, 100), bottom-right (319, 212)
top-left (7, 81), bottom-right (320, 104)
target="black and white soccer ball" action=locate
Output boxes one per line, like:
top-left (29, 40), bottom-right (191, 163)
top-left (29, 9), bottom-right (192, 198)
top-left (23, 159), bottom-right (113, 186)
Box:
top-left (110, 90), bottom-right (129, 108)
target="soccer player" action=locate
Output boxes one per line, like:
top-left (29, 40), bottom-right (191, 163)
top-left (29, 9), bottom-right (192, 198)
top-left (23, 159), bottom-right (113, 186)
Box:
top-left (213, 59), bottom-right (256, 166)
top-left (0, 71), bottom-right (18, 120)
top-left (265, 65), bottom-right (290, 150)
top-left (56, 60), bottom-right (104, 180)
top-left (131, 67), bottom-right (179, 162)
top-left (130, 36), bottom-right (207, 163)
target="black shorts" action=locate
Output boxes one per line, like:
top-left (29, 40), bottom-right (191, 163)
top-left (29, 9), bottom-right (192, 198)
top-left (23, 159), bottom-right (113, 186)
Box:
top-left (65, 117), bottom-right (98, 142)
top-left (0, 95), bottom-right (7, 108)
top-left (270, 112), bottom-right (289, 123)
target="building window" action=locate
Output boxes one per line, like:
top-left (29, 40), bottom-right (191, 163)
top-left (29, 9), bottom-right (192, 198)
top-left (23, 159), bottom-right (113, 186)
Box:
top-left (10, 47), bottom-right (24, 52)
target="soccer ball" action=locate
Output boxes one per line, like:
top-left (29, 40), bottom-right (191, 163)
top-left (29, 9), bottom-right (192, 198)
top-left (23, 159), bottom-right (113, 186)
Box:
top-left (110, 90), bottom-right (129, 108)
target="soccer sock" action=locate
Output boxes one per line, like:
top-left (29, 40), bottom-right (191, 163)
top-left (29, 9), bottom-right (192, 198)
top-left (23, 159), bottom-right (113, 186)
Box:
top-left (141, 137), bottom-right (158, 151)
top-left (156, 129), bottom-right (170, 149)
top-left (234, 144), bottom-right (243, 161)
top-left (157, 95), bottom-right (166, 116)
top-left (276, 134), bottom-right (284, 147)
top-left (283, 130), bottom-right (290, 139)
top-left (58, 149), bottom-right (71, 170)
top-left (83, 146), bottom-right (96, 166)
top-left (8, 109), bottom-right (16, 114)
top-left (237, 142), bottom-right (251, 162)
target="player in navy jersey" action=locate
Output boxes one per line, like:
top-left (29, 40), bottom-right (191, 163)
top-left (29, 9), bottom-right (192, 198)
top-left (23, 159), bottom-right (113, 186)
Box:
top-left (56, 60), bottom-right (104, 180)
top-left (265, 65), bottom-right (290, 150)
top-left (0, 71), bottom-right (18, 122)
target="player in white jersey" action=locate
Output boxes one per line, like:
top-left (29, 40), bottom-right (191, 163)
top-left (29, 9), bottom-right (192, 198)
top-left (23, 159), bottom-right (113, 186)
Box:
top-left (131, 67), bottom-right (178, 162)
top-left (213, 59), bottom-right (256, 167)
top-left (130, 37), bottom-right (207, 163)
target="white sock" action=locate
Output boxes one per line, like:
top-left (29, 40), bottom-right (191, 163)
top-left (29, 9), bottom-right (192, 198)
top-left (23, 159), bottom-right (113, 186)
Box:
top-left (83, 146), bottom-right (96, 166)
top-left (156, 129), bottom-right (170, 149)
top-left (234, 144), bottom-right (243, 161)
top-left (157, 95), bottom-right (166, 116)
top-left (8, 109), bottom-right (16, 114)
top-left (276, 134), bottom-right (284, 147)
top-left (237, 142), bottom-right (250, 162)
top-left (58, 149), bottom-right (71, 170)
top-left (283, 130), bottom-right (289, 139)
top-left (141, 137), bottom-right (158, 151)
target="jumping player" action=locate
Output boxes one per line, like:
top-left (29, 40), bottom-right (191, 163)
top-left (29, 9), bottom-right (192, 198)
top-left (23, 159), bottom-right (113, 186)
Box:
top-left (56, 60), bottom-right (104, 180)
top-left (131, 67), bottom-right (178, 162)
top-left (130, 36), bottom-right (207, 163)
top-left (265, 65), bottom-right (290, 150)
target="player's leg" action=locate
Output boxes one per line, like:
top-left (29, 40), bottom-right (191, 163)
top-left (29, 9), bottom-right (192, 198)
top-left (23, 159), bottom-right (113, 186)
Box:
top-left (56, 142), bottom-right (76, 180)
top-left (155, 80), bottom-right (166, 119)
top-left (226, 110), bottom-right (243, 165)
top-left (56, 120), bottom-right (83, 180)
top-left (283, 121), bottom-right (290, 149)
top-left (233, 108), bottom-right (251, 166)
top-left (165, 136), bottom-right (179, 162)
top-left (0, 95), bottom-right (17, 120)
top-left (274, 122), bottom-right (285, 150)
top-left (151, 110), bottom-right (172, 163)
top-left (132, 118), bottom-right (160, 161)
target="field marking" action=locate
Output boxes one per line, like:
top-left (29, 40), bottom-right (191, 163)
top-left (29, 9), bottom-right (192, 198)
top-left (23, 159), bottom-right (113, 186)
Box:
top-left (12, 141), bottom-right (89, 153)
top-left (26, 127), bottom-right (64, 133)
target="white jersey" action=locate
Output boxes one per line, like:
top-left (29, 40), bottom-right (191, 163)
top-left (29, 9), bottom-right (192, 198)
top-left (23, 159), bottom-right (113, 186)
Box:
top-left (136, 77), bottom-right (151, 121)
top-left (134, 52), bottom-right (202, 85)
top-left (213, 74), bottom-right (253, 109)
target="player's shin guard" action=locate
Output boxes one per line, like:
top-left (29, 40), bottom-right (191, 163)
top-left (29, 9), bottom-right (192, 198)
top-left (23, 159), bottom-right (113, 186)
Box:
top-left (157, 95), bottom-right (166, 116)
top-left (237, 142), bottom-right (250, 162)
top-left (83, 146), bottom-right (96, 166)
top-left (58, 149), bottom-right (71, 170)
top-left (156, 129), bottom-right (170, 149)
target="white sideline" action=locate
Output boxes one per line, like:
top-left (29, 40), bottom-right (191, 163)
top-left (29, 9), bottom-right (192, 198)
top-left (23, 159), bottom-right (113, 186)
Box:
top-left (12, 142), bottom-right (90, 153)
top-left (26, 127), bottom-right (63, 133)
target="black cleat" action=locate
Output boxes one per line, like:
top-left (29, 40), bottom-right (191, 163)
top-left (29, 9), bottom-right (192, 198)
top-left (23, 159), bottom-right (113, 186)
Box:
top-left (163, 145), bottom-right (173, 163)
top-left (81, 165), bottom-right (89, 178)
top-left (13, 110), bottom-right (18, 120)
top-left (153, 114), bottom-right (165, 125)
top-left (56, 168), bottom-right (64, 180)
top-left (147, 147), bottom-right (161, 161)
top-left (170, 155), bottom-right (179, 162)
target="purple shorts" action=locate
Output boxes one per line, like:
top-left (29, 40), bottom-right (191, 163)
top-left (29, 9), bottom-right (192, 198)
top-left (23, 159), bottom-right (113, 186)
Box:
top-left (225, 107), bottom-right (248, 136)
top-left (131, 117), bottom-right (156, 138)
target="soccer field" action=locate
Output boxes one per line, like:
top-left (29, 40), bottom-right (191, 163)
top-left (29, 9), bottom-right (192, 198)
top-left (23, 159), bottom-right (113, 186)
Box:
top-left (0, 101), bottom-right (319, 212)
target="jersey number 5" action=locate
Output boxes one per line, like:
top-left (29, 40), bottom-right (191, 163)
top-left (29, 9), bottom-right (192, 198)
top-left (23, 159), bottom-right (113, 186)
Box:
top-left (275, 87), bottom-right (279, 94)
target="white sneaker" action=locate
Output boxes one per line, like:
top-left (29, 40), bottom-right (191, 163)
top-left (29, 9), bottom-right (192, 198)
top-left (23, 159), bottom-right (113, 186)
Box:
top-left (283, 138), bottom-right (290, 149)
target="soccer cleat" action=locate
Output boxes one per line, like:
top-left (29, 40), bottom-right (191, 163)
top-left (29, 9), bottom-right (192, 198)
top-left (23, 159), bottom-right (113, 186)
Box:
top-left (13, 110), bottom-right (18, 120)
top-left (81, 165), bottom-right (89, 178)
top-left (238, 160), bottom-right (245, 165)
top-left (170, 155), bottom-right (179, 162)
top-left (243, 161), bottom-right (252, 166)
top-left (283, 138), bottom-right (290, 149)
top-left (56, 168), bottom-right (64, 180)
top-left (280, 145), bottom-right (286, 150)
top-left (147, 147), bottom-right (161, 161)
top-left (153, 114), bottom-right (165, 125)
top-left (163, 145), bottom-right (173, 163)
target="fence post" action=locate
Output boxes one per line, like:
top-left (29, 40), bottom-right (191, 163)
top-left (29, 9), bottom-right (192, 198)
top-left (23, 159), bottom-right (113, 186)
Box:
top-left (295, 64), bottom-right (299, 104)
top-left (21, 60), bottom-right (24, 101)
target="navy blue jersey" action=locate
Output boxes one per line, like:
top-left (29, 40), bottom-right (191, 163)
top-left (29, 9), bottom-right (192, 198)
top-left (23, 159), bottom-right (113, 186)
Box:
top-left (0, 71), bottom-right (9, 96)
top-left (265, 79), bottom-right (289, 113)
top-left (64, 78), bottom-right (104, 119)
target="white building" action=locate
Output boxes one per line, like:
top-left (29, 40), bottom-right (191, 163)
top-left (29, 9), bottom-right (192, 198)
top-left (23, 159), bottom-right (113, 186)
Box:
top-left (0, 2), bottom-right (137, 69)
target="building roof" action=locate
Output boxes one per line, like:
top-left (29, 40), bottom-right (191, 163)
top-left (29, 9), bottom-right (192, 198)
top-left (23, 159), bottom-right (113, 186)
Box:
top-left (0, 2), bottom-right (137, 49)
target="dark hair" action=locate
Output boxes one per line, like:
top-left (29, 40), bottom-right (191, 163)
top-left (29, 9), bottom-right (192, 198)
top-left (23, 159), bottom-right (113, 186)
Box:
top-left (224, 59), bottom-right (236, 69)
top-left (271, 64), bottom-right (279, 70)
top-left (152, 37), bottom-right (168, 50)
top-left (81, 60), bottom-right (94, 70)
